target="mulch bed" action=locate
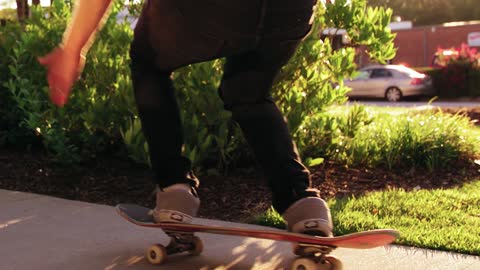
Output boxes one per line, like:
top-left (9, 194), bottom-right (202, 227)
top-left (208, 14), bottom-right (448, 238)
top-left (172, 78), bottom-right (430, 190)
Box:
top-left (1, 149), bottom-right (478, 223)
top-left (438, 107), bottom-right (480, 126)
top-left (1, 106), bottom-right (479, 222)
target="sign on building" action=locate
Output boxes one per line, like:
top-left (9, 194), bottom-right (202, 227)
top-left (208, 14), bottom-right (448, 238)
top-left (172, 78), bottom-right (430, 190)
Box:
top-left (468, 32), bottom-right (480, 47)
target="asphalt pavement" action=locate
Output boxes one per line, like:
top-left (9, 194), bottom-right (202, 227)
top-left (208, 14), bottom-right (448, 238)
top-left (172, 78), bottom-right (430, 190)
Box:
top-left (348, 100), bottom-right (480, 108)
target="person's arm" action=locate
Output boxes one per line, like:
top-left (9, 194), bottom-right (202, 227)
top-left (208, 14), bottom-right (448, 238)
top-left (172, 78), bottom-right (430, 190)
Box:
top-left (62, 0), bottom-right (113, 55)
top-left (38, 0), bottom-right (114, 107)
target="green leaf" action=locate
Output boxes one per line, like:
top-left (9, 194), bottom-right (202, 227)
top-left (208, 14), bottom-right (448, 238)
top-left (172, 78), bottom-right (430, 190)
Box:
top-left (308, 157), bottom-right (325, 167)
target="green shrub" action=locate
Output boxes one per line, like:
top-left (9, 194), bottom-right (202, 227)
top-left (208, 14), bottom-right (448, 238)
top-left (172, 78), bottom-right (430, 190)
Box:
top-left (1, 0), bottom-right (397, 172)
top-left (431, 44), bottom-right (480, 98)
top-left (119, 0), bottom-right (398, 174)
top-left (467, 69), bottom-right (480, 97)
top-left (321, 106), bottom-right (480, 171)
top-left (173, 61), bottom-right (245, 173)
top-left (1, 0), bottom-right (135, 163)
top-left (0, 21), bottom-right (32, 146)
top-left (274, 0), bottom-right (396, 158)
top-left (416, 66), bottom-right (480, 99)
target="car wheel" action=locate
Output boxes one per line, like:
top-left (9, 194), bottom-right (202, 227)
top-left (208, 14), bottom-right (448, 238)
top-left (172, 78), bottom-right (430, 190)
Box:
top-left (385, 87), bottom-right (402, 102)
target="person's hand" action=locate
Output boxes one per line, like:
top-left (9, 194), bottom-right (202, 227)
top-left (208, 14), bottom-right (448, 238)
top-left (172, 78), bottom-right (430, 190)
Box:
top-left (38, 47), bottom-right (86, 107)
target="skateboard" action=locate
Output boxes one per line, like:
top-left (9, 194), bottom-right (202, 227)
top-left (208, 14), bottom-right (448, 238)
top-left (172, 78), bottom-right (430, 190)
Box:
top-left (116, 204), bottom-right (400, 270)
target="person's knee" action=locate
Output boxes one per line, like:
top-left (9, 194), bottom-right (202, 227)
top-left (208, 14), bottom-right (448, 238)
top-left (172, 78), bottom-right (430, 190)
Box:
top-left (129, 61), bottom-right (172, 109)
top-left (219, 77), bottom-right (273, 111)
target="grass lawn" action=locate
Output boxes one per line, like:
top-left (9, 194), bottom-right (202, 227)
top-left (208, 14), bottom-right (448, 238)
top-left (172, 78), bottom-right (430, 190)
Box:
top-left (316, 104), bottom-right (480, 171)
top-left (254, 105), bottom-right (480, 255)
top-left (255, 180), bottom-right (480, 256)
top-left (329, 180), bottom-right (480, 256)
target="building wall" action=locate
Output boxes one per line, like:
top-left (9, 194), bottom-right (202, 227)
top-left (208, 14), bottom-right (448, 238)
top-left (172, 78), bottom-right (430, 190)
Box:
top-left (392, 23), bottom-right (480, 68)
top-left (393, 28), bottom-right (426, 67)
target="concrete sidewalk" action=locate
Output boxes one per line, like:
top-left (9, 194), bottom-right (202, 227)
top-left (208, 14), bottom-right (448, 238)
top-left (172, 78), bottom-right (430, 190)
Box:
top-left (1, 189), bottom-right (479, 270)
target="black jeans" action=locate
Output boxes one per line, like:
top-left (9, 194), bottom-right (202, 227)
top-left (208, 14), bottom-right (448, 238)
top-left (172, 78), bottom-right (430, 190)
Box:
top-left (129, 0), bottom-right (320, 214)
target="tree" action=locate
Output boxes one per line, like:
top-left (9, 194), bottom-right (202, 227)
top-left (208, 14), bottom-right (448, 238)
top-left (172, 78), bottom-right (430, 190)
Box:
top-left (15, 0), bottom-right (29, 22)
top-left (14, 0), bottom-right (42, 22)
top-left (367, 0), bottom-right (480, 26)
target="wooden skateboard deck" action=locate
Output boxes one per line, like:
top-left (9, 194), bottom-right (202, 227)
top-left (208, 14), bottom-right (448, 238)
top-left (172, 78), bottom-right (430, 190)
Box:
top-left (117, 204), bottom-right (400, 269)
top-left (116, 204), bottom-right (399, 249)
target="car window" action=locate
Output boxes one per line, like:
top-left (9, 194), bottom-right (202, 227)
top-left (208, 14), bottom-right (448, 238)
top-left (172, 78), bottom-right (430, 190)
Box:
top-left (370, 69), bottom-right (392, 78)
top-left (393, 65), bottom-right (423, 76)
top-left (354, 70), bottom-right (371, 80)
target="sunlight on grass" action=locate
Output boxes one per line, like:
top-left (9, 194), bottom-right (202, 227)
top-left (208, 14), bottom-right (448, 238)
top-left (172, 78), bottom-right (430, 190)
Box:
top-left (254, 105), bottom-right (480, 254)
top-left (253, 180), bottom-right (480, 255)
top-left (252, 207), bottom-right (286, 230)
top-left (320, 104), bottom-right (480, 170)
top-left (328, 103), bottom-right (412, 116)
top-left (329, 180), bottom-right (480, 255)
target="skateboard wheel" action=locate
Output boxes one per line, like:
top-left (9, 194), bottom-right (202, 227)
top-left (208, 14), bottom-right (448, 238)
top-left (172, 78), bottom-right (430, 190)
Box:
top-left (323, 256), bottom-right (343, 270)
top-left (146, 244), bottom-right (167, 265)
top-left (293, 244), bottom-right (302, 255)
top-left (291, 258), bottom-right (317, 270)
top-left (291, 256), bottom-right (343, 270)
top-left (188, 236), bottom-right (204, 256)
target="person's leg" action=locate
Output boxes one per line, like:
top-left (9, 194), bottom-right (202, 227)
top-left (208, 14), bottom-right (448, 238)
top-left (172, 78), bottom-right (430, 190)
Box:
top-left (219, 51), bottom-right (314, 212)
top-left (129, 63), bottom-right (199, 187)
top-left (129, 0), bottom-right (203, 189)
top-left (130, 0), bottom-right (331, 232)
top-left (131, 0), bottom-right (313, 191)
top-left (218, 38), bottom-right (332, 237)
top-left (128, 0), bottom-right (229, 223)
top-left (129, 55), bottom-right (201, 223)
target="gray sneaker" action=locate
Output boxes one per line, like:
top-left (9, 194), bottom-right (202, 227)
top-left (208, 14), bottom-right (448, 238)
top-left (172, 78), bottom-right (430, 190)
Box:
top-left (152, 184), bottom-right (200, 224)
top-left (282, 197), bottom-right (333, 237)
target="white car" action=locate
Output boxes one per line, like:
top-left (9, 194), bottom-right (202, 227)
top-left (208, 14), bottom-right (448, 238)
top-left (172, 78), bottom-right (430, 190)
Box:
top-left (344, 65), bottom-right (435, 102)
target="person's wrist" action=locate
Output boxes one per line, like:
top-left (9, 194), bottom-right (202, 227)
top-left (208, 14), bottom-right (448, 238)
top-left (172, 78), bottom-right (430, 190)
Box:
top-left (60, 43), bottom-right (84, 59)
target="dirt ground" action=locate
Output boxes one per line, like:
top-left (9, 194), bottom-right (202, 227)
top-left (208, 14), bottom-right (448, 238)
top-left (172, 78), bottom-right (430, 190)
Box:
top-left (1, 149), bottom-right (478, 223)
top-left (1, 106), bottom-right (479, 222)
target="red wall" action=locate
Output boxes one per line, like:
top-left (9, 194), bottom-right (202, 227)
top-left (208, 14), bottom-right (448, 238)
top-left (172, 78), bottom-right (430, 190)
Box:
top-left (392, 23), bottom-right (480, 68)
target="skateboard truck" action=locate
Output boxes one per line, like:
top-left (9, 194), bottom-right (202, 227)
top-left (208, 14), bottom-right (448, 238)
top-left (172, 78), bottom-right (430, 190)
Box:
top-left (146, 232), bottom-right (203, 265)
top-left (292, 243), bottom-right (343, 270)
top-left (147, 234), bottom-right (343, 270)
